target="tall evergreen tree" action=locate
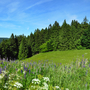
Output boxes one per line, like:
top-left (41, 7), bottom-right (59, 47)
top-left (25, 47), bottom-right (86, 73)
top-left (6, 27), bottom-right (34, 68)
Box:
top-left (81, 22), bottom-right (90, 49)
top-left (18, 37), bottom-right (28, 60)
top-left (9, 33), bottom-right (17, 60)
top-left (50, 21), bottom-right (60, 51)
top-left (34, 28), bottom-right (41, 54)
top-left (81, 16), bottom-right (89, 29)
top-left (29, 32), bottom-right (35, 56)
top-left (60, 20), bottom-right (71, 50)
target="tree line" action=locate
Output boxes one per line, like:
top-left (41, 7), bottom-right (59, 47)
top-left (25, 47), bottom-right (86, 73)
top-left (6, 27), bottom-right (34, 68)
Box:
top-left (0, 16), bottom-right (90, 61)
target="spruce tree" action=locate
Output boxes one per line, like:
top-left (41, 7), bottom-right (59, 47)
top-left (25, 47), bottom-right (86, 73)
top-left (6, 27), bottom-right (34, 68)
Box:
top-left (81, 23), bottom-right (90, 49)
top-left (18, 37), bottom-right (28, 60)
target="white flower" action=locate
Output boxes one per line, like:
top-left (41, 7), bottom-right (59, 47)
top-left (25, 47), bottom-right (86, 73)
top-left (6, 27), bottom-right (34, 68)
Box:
top-left (31, 85), bottom-right (36, 89)
top-left (23, 71), bottom-right (26, 74)
top-left (32, 79), bottom-right (40, 84)
top-left (21, 67), bottom-right (23, 69)
top-left (43, 77), bottom-right (50, 82)
top-left (3, 85), bottom-right (8, 88)
top-left (2, 70), bottom-right (8, 74)
top-left (17, 69), bottom-right (20, 72)
top-left (0, 74), bottom-right (5, 79)
top-left (66, 88), bottom-right (69, 90)
top-left (55, 86), bottom-right (60, 89)
top-left (43, 82), bottom-right (48, 88)
top-left (14, 82), bottom-right (23, 88)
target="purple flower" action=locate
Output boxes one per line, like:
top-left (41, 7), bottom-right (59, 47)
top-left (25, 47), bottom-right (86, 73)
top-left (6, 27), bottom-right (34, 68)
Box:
top-left (16, 68), bottom-right (17, 71)
top-left (54, 65), bottom-right (56, 68)
top-left (82, 55), bottom-right (84, 57)
top-left (83, 65), bottom-right (85, 68)
top-left (21, 70), bottom-right (23, 73)
top-left (0, 68), bottom-right (2, 74)
top-left (65, 66), bottom-right (67, 69)
top-left (60, 63), bottom-right (62, 65)
top-left (24, 65), bottom-right (28, 71)
top-left (5, 66), bottom-right (6, 68)
top-left (89, 64), bottom-right (90, 67)
top-left (29, 69), bottom-right (31, 74)
top-left (1, 62), bottom-right (4, 65)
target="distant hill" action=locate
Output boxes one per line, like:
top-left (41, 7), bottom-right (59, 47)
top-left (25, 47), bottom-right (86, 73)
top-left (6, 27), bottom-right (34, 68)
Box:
top-left (0, 38), bottom-right (9, 43)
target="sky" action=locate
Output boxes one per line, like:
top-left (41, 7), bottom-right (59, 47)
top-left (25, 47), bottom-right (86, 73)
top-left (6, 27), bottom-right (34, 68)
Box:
top-left (0, 0), bottom-right (90, 38)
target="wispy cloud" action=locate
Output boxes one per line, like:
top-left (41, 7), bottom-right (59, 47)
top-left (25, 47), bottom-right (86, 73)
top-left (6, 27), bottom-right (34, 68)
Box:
top-left (6, 2), bottom-right (20, 13)
top-left (25, 0), bottom-right (53, 10)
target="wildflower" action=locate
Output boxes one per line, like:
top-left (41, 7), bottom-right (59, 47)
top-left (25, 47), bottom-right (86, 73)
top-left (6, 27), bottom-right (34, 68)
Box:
top-left (23, 71), bottom-right (26, 74)
top-left (43, 77), bottom-right (50, 82)
top-left (43, 82), bottom-right (48, 88)
top-left (31, 85), bottom-right (36, 89)
top-left (3, 83), bottom-right (8, 88)
top-left (29, 69), bottom-right (31, 74)
top-left (0, 68), bottom-right (2, 74)
top-left (89, 64), bottom-right (90, 67)
top-left (0, 74), bottom-right (4, 79)
top-left (82, 55), bottom-right (84, 57)
top-left (17, 69), bottom-right (21, 72)
top-left (3, 85), bottom-right (8, 88)
top-left (2, 70), bottom-right (8, 74)
top-left (66, 88), bottom-right (69, 90)
top-left (21, 70), bottom-right (23, 73)
top-left (32, 79), bottom-right (40, 84)
top-left (14, 82), bottom-right (23, 88)
top-left (55, 86), bottom-right (60, 89)
top-left (21, 67), bottom-right (23, 69)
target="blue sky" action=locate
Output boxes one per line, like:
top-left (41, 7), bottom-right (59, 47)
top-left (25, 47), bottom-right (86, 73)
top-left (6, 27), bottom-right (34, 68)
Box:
top-left (0, 0), bottom-right (90, 38)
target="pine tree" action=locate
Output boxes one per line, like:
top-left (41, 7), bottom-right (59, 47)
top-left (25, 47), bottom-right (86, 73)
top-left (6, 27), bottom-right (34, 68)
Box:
top-left (18, 37), bottom-right (28, 60)
top-left (81, 22), bottom-right (90, 49)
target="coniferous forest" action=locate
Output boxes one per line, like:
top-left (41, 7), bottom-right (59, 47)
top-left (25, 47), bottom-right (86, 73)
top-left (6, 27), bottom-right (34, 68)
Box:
top-left (0, 16), bottom-right (90, 61)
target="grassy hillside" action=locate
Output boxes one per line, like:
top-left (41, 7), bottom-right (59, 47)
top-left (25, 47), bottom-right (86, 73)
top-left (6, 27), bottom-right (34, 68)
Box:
top-left (20, 49), bottom-right (90, 66)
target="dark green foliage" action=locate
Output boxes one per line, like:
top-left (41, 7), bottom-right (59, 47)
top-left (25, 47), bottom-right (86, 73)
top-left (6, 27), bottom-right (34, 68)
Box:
top-left (81, 23), bottom-right (90, 49)
top-left (18, 37), bottom-right (28, 60)
top-left (34, 29), bottom-right (41, 54)
top-left (28, 32), bottom-right (35, 56)
top-left (9, 33), bottom-right (18, 60)
top-left (0, 39), bottom-right (10, 59)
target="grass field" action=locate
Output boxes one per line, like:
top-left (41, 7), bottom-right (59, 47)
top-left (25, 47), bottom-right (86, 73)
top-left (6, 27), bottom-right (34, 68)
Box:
top-left (0, 49), bottom-right (90, 90)
top-left (21, 49), bottom-right (90, 66)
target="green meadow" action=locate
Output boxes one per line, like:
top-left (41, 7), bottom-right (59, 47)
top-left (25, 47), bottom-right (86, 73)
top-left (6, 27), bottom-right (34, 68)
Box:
top-left (0, 49), bottom-right (90, 90)
top-left (22, 49), bottom-right (90, 66)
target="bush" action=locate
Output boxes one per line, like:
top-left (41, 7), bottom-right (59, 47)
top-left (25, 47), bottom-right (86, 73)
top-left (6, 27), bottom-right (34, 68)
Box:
top-left (76, 45), bottom-right (86, 50)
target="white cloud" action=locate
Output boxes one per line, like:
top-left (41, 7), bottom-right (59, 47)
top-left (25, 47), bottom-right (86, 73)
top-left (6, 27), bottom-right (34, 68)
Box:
top-left (25, 0), bottom-right (53, 10)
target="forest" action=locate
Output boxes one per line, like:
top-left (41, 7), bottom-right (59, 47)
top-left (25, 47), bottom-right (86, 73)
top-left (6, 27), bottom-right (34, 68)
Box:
top-left (0, 16), bottom-right (90, 61)
top-left (0, 38), bottom-right (9, 43)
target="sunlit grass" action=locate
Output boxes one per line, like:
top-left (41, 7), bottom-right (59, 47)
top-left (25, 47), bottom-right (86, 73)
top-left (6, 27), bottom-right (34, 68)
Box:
top-left (22, 49), bottom-right (90, 66)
